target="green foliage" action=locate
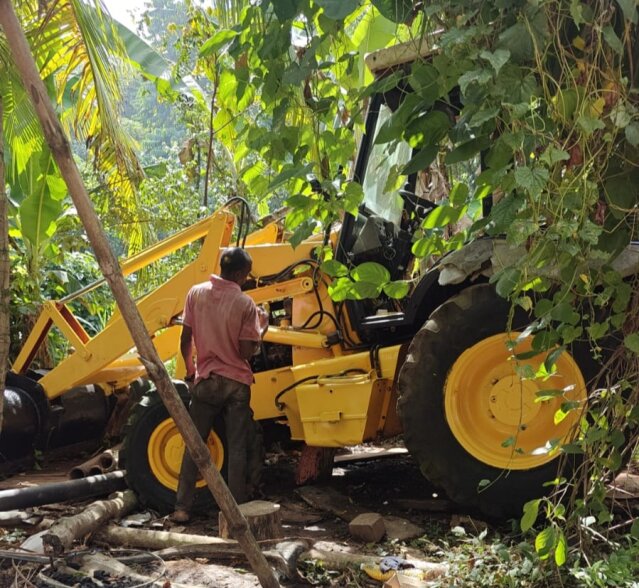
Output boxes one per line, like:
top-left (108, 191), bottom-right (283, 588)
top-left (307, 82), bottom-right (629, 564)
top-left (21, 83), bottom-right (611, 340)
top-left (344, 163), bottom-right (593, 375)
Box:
top-left (569, 540), bottom-right (639, 587)
top-left (325, 259), bottom-right (411, 301)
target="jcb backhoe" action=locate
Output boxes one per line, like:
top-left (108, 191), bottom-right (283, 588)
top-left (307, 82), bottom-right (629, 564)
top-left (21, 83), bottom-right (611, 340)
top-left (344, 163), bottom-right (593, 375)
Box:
top-left (4, 41), bottom-right (639, 519)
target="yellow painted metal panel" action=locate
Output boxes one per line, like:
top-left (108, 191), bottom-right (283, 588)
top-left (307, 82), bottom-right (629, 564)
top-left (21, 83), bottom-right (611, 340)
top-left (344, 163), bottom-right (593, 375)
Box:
top-left (12, 309), bottom-right (54, 373)
top-left (295, 374), bottom-right (377, 447)
top-left (244, 223), bottom-right (281, 245)
top-left (244, 242), bottom-right (317, 277)
top-left (248, 277), bottom-right (314, 305)
top-left (250, 367), bottom-right (296, 421)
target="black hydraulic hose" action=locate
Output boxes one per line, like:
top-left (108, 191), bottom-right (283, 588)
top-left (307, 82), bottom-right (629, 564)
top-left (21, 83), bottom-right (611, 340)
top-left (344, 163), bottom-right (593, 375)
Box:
top-left (223, 196), bottom-right (252, 248)
top-left (0, 470), bottom-right (127, 511)
top-left (274, 368), bottom-right (368, 411)
top-left (275, 375), bottom-right (319, 411)
top-left (258, 259), bottom-right (320, 284)
top-left (236, 201), bottom-right (245, 247)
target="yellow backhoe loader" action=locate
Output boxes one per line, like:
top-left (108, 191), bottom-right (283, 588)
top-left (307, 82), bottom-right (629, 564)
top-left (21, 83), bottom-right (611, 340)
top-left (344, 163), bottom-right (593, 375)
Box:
top-left (4, 41), bottom-right (639, 518)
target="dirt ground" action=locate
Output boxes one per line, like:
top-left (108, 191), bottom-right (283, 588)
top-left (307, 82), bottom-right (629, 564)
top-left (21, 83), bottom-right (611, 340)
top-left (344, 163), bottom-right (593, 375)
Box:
top-left (4, 445), bottom-right (636, 587)
top-left (0, 444), bottom-right (456, 587)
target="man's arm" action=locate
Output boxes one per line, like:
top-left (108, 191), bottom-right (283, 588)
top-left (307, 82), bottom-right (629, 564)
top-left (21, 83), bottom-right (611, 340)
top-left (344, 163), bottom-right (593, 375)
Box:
top-left (238, 305), bottom-right (269, 360)
top-left (180, 324), bottom-right (196, 378)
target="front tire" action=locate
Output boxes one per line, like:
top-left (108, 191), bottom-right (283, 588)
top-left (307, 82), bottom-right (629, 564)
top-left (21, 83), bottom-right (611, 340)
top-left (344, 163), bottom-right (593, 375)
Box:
top-left (121, 388), bottom-right (226, 513)
top-left (398, 284), bottom-right (593, 518)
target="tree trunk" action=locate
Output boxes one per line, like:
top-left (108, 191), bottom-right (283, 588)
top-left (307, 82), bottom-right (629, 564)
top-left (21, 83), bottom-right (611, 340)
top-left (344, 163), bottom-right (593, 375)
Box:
top-left (219, 500), bottom-right (283, 540)
top-left (0, 5), bottom-right (279, 587)
top-left (0, 95), bottom-right (8, 434)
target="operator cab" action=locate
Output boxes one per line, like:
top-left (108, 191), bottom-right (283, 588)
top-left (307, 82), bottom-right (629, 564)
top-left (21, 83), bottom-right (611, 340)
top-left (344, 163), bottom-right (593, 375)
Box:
top-left (336, 69), bottom-right (472, 344)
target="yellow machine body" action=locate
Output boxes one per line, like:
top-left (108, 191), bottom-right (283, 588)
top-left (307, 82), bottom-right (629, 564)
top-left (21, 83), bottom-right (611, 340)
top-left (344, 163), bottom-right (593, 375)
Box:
top-left (12, 206), bottom-right (398, 449)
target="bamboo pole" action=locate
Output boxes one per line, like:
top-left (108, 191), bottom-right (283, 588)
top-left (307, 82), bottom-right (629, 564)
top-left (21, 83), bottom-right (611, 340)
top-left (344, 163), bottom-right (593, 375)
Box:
top-left (0, 4), bottom-right (279, 587)
top-left (0, 95), bottom-right (7, 433)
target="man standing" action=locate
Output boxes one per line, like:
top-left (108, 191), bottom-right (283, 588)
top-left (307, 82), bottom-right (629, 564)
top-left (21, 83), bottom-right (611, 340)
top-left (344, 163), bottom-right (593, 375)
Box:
top-left (172, 247), bottom-right (267, 523)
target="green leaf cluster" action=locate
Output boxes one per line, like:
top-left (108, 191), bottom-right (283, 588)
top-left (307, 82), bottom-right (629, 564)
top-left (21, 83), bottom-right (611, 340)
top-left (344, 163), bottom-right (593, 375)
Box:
top-left (323, 259), bottom-right (410, 301)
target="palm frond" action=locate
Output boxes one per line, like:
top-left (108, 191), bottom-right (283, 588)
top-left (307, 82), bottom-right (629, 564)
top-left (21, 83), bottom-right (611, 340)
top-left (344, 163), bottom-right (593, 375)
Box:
top-left (21, 0), bottom-right (149, 253)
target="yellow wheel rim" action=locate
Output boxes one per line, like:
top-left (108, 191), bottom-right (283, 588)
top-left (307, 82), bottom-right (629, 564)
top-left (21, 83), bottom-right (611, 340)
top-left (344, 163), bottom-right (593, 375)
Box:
top-left (148, 418), bottom-right (224, 491)
top-left (445, 333), bottom-right (587, 470)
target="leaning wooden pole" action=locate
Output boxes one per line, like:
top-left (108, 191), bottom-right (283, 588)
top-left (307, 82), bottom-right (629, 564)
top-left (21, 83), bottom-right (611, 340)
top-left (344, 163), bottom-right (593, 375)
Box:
top-left (0, 4), bottom-right (279, 587)
top-left (0, 95), bottom-right (8, 433)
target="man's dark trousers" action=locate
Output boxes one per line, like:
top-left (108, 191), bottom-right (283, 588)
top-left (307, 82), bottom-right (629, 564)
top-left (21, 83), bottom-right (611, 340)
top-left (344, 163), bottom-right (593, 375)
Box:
top-left (176, 373), bottom-right (251, 510)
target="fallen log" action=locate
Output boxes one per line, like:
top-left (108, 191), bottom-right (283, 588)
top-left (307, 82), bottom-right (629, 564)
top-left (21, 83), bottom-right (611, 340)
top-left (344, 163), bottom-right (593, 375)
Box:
top-left (299, 548), bottom-right (448, 581)
top-left (0, 470), bottom-right (127, 510)
top-left (94, 524), bottom-right (235, 549)
top-left (94, 525), bottom-right (310, 581)
top-left (42, 490), bottom-right (137, 555)
top-left (0, 510), bottom-right (42, 526)
top-left (153, 540), bottom-right (309, 580)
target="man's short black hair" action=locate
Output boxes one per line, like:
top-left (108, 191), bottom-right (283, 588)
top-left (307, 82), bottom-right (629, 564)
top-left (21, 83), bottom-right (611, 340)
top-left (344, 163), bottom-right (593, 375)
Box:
top-left (220, 247), bottom-right (252, 275)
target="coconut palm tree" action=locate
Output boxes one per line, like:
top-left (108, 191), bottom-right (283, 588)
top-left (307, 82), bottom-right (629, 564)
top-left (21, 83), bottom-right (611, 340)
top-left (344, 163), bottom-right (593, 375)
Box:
top-left (0, 0), bottom-right (156, 426)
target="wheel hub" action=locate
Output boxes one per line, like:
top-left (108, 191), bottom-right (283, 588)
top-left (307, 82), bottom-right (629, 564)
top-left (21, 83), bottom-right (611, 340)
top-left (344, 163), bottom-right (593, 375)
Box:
top-left (445, 332), bottom-right (587, 470)
top-left (148, 418), bottom-right (224, 491)
top-left (488, 375), bottom-right (540, 426)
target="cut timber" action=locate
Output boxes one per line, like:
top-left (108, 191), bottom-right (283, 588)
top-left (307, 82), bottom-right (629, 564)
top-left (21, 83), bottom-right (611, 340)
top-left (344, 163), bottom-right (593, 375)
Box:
top-left (299, 548), bottom-right (448, 581)
top-left (94, 525), bottom-right (235, 550)
top-left (154, 540), bottom-right (310, 581)
top-left (219, 500), bottom-right (282, 540)
top-left (295, 446), bottom-right (337, 484)
top-left (94, 526), bottom-right (310, 581)
top-left (42, 490), bottom-right (137, 555)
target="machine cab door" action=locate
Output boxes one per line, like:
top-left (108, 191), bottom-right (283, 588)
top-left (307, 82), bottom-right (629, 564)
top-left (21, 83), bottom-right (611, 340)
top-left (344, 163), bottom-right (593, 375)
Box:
top-left (336, 89), bottom-right (434, 342)
top-left (335, 80), bottom-right (472, 344)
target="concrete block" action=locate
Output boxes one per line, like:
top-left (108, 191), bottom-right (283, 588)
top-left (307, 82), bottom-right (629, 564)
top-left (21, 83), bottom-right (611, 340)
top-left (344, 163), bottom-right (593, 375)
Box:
top-left (349, 512), bottom-right (386, 543)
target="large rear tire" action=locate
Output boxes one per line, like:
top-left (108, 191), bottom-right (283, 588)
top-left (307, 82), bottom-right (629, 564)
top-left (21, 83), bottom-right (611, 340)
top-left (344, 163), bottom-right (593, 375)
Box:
top-left (398, 284), bottom-right (595, 518)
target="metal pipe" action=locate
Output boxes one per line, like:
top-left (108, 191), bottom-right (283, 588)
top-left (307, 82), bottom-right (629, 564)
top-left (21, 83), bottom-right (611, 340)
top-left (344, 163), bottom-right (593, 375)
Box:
top-left (68, 449), bottom-right (117, 479)
top-left (0, 471), bottom-right (127, 511)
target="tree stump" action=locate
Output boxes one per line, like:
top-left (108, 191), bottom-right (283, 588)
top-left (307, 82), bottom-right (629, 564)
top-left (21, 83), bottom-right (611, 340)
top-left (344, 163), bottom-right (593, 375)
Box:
top-left (219, 500), bottom-right (282, 540)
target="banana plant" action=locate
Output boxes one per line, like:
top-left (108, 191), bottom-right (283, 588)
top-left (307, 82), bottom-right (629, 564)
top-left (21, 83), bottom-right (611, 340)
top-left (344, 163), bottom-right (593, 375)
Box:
top-left (2, 0), bottom-right (201, 272)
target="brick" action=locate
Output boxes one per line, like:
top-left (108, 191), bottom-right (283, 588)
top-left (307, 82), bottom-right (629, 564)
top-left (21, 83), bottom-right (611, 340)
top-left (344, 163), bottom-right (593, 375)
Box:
top-left (349, 512), bottom-right (386, 543)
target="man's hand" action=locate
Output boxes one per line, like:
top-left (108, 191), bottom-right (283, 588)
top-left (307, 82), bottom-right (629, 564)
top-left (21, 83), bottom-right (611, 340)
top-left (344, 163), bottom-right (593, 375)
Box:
top-left (257, 305), bottom-right (269, 336)
top-left (184, 373), bottom-right (196, 392)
